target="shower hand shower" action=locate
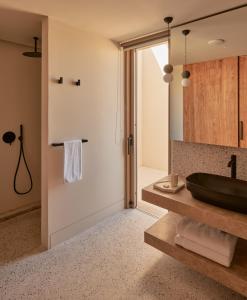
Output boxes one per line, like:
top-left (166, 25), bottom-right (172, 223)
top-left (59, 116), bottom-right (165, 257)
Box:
top-left (14, 125), bottom-right (33, 195)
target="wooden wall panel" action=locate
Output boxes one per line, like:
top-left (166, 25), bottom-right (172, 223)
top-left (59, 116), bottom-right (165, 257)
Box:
top-left (240, 56), bottom-right (247, 148)
top-left (183, 57), bottom-right (238, 147)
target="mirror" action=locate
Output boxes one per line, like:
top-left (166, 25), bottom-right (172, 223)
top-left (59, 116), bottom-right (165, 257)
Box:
top-left (170, 6), bottom-right (247, 142)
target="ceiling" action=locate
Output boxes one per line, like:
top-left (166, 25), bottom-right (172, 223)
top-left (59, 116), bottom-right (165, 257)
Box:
top-left (171, 6), bottom-right (247, 65)
top-left (0, 0), bottom-right (246, 43)
top-left (0, 7), bottom-right (43, 47)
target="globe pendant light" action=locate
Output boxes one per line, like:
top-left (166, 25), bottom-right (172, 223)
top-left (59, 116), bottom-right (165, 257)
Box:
top-left (181, 29), bottom-right (191, 87)
top-left (163, 16), bottom-right (173, 83)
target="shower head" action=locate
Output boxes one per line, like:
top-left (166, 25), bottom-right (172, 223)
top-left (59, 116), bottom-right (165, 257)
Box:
top-left (22, 37), bottom-right (41, 58)
top-left (23, 51), bottom-right (41, 58)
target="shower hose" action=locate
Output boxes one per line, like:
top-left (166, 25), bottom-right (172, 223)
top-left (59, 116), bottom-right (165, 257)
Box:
top-left (14, 125), bottom-right (33, 195)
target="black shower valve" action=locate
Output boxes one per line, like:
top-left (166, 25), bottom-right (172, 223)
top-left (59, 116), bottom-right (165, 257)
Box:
top-left (2, 131), bottom-right (16, 145)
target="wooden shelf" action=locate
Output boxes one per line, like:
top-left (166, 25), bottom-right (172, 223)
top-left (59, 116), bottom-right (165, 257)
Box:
top-left (142, 179), bottom-right (247, 240)
top-left (145, 212), bottom-right (247, 297)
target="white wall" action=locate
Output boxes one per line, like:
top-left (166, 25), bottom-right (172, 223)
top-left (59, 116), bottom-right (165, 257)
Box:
top-left (137, 46), bottom-right (169, 171)
top-left (0, 40), bottom-right (41, 216)
top-left (47, 19), bottom-right (124, 247)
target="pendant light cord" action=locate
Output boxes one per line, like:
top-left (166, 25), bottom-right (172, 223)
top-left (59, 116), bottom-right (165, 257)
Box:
top-left (14, 125), bottom-right (33, 195)
top-left (184, 34), bottom-right (187, 65)
top-left (168, 23), bottom-right (171, 63)
top-left (184, 35), bottom-right (187, 65)
top-left (182, 29), bottom-right (190, 66)
top-left (163, 16), bottom-right (173, 66)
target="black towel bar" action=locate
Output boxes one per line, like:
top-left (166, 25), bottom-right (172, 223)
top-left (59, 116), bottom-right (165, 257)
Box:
top-left (51, 139), bottom-right (88, 147)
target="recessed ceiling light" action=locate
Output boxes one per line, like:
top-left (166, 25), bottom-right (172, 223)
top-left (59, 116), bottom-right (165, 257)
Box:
top-left (208, 39), bottom-right (225, 46)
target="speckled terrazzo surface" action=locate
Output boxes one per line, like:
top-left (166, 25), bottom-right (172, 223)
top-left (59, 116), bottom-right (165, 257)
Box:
top-left (0, 209), bottom-right (245, 300)
top-left (172, 140), bottom-right (247, 180)
top-left (0, 209), bottom-right (41, 265)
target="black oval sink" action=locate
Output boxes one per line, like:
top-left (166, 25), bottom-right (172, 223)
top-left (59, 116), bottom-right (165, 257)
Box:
top-left (186, 173), bottom-right (247, 214)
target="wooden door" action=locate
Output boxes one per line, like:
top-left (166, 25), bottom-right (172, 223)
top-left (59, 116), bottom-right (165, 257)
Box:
top-left (183, 57), bottom-right (238, 147)
top-left (239, 56), bottom-right (247, 148)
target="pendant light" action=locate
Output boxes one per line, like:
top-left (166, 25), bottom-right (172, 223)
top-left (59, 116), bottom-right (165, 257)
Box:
top-left (163, 16), bottom-right (173, 83)
top-left (181, 29), bottom-right (191, 87)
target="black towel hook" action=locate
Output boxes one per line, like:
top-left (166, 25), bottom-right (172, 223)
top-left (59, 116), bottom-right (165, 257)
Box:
top-left (75, 79), bottom-right (80, 86)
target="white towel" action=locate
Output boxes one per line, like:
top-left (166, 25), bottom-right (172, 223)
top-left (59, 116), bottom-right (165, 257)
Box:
top-left (175, 234), bottom-right (235, 267)
top-left (176, 217), bottom-right (238, 257)
top-left (64, 140), bottom-right (83, 183)
top-left (175, 217), bottom-right (238, 267)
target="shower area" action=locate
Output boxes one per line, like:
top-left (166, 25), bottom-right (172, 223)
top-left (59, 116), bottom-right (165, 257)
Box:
top-left (0, 8), bottom-right (43, 258)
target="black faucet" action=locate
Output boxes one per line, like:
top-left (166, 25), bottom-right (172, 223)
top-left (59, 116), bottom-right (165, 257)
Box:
top-left (227, 155), bottom-right (237, 179)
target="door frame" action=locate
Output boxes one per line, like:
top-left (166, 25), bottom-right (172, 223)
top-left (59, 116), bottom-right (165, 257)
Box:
top-left (123, 37), bottom-right (171, 209)
top-left (124, 49), bottom-right (136, 208)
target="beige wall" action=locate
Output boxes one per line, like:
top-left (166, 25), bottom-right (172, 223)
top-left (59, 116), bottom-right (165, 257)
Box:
top-left (137, 47), bottom-right (169, 171)
top-left (41, 17), bottom-right (49, 248)
top-left (47, 19), bottom-right (124, 247)
top-left (137, 51), bottom-right (143, 168)
top-left (170, 65), bottom-right (183, 141)
top-left (0, 40), bottom-right (41, 216)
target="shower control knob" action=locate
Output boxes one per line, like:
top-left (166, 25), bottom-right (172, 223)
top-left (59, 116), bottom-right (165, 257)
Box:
top-left (2, 131), bottom-right (16, 145)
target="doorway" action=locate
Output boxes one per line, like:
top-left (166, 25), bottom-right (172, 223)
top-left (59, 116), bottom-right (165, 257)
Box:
top-left (136, 43), bottom-right (169, 217)
top-left (124, 41), bottom-right (169, 217)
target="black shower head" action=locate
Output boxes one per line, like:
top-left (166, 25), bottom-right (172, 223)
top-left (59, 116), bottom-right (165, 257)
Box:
top-left (23, 37), bottom-right (42, 58)
top-left (23, 51), bottom-right (42, 58)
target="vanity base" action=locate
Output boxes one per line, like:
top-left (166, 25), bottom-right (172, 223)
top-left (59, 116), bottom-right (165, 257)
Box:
top-left (145, 212), bottom-right (247, 297)
top-left (142, 180), bottom-right (247, 240)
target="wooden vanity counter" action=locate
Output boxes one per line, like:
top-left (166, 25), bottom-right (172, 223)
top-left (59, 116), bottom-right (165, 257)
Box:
top-left (142, 178), bottom-right (247, 240)
top-left (142, 178), bottom-right (247, 297)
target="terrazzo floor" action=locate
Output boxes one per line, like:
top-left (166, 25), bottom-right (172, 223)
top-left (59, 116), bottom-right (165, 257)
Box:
top-left (0, 209), bottom-right (245, 300)
top-left (137, 167), bottom-right (167, 218)
top-left (0, 209), bottom-right (41, 265)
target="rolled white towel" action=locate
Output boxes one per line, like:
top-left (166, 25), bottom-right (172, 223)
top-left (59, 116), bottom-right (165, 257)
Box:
top-left (175, 234), bottom-right (236, 267)
top-left (176, 217), bottom-right (238, 258)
